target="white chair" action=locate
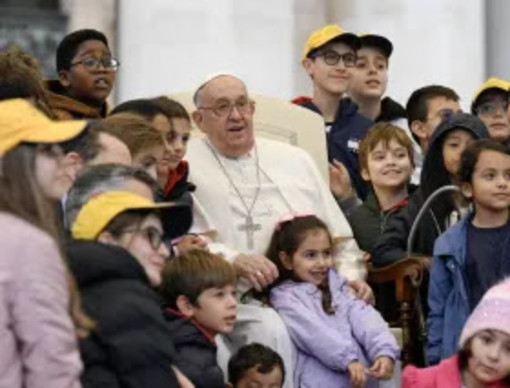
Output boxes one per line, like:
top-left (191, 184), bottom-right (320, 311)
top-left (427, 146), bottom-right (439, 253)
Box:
top-left (168, 91), bottom-right (329, 184)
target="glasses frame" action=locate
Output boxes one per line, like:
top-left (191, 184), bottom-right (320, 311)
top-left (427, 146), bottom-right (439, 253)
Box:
top-left (121, 225), bottom-right (165, 251)
top-left (70, 57), bottom-right (120, 71)
top-left (198, 99), bottom-right (255, 118)
top-left (311, 49), bottom-right (357, 68)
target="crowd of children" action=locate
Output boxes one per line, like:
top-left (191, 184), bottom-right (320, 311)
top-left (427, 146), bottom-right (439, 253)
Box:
top-left (0, 22), bottom-right (510, 388)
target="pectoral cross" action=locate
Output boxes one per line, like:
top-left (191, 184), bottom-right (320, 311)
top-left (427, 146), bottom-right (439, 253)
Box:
top-left (238, 215), bottom-right (262, 249)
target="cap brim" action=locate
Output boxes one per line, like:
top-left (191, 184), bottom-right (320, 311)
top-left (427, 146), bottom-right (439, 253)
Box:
top-left (360, 35), bottom-right (393, 57)
top-left (24, 120), bottom-right (88, 145)
top-left (119, 199), bottom-right (193, 240)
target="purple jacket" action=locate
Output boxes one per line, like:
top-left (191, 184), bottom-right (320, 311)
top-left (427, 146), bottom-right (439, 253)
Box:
top-left (0, 213), bottom-right (82, 388)
top-left (270, 269), bottom-right (399, 388)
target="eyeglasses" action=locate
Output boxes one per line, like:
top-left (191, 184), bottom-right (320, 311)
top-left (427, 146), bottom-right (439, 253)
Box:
top-left (198, 98), bottom-right (255, 117)
top-left (70, 57), bottom-right (120, 71)
top-left (311, 50), bottom-right (357, 67)
top-left (122, 226), bottom-right (165, 251)
top-left (477, 101), bottom-right (509, 117)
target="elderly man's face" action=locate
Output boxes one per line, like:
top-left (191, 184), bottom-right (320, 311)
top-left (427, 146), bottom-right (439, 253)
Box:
top-left (192, 76), bottom-right (255, 157)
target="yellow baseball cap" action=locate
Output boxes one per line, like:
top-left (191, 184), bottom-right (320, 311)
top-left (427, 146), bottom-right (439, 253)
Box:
top-left (0, 99), bottom-right (88, 156)
top-left (472, 77), bottom-right (510, 104)
top-left (302, 24), bottom-right (361, 60)
top-left (359, 33), bottom-right (393, 58)
top-left (71, 191), bottom-right (192, 240)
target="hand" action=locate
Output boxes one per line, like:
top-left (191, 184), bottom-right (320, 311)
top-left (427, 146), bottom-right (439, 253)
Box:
top-left (176, 234), bottom-right (208, 256)
top-left (233, 254), bottom-right (279, 291)
top-left (347, 361), bottom-right (366, 387)
top-left (329, 159), bottom-right (354, 200)
top-left (348, 280), bottom-right (375, 306)
top-left (171, 366), bottom-right (195, 388)
top-left (367, 356), bottom-right (394, 380)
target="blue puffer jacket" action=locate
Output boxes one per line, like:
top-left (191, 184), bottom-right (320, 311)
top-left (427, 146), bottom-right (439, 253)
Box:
top-left (426, 215), bottom-right (471, 365)
top-left (293, 97), bottom-right (373, 199)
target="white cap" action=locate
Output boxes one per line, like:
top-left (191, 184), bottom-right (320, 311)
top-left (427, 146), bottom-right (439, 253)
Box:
top-left (192, 71), bottom-right (240, 106)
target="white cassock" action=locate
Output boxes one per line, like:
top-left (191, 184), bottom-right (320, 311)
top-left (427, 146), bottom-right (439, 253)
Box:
top-left (186, 137), bottom-right (365, 388)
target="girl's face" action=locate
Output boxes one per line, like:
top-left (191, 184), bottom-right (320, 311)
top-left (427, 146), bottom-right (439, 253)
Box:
top-left (362, 139), bottom-right (413, 189)
top-left (132, 145), bottom-right (165, 181)
top-left (467, 330), bottom-right (510, 384)
top-left (108, 214), bottom-right (169, 287)
top-left (280, 228), bottom-right (333, 286)
top-left (34, 146), bottom-right (67, 200)
top-left (463, 150), bottom-right (510, 212)
top-left (476, 93), bottom-right (510, 142)
top-left (442, 129), bottom-right (476, 176)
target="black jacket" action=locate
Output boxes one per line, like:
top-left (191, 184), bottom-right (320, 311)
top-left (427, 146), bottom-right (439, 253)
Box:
top-left (66, 240), bottom-right (179, 388)
top-left (348, 190), bottom-right (409, 254)
top-left (163, 309), bottom-right (224, 388)
top-left (293, 96), bottom-right (374, 199)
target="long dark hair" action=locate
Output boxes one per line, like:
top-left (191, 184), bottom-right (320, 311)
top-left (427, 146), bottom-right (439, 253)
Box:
top-left (0, 144), bottom-right (94, 337)
top-left (263, 215), bottom-right (335, 314)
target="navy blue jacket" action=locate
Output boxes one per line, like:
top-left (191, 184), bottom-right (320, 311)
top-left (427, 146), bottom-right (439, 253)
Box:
top-left (293, 97), bottom-right (374, 199)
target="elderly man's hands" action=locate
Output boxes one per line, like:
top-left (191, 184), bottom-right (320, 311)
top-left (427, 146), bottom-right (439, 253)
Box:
top-left (348, 280), bottom-right (375, 305)
top-left (233, 254), bottom-right (279, 291)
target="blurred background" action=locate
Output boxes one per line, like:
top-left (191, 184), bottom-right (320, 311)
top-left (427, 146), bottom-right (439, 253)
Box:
top-left (1, 0), bottom-right (508, 110)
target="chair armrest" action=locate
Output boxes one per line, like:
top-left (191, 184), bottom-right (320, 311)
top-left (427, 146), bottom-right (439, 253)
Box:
top-left (367, 257), bottom-right (425, 302)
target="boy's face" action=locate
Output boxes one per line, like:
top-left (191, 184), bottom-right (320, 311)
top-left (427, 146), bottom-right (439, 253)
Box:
top-left (462, 150), bottom-right (510, 212)
top-left (411, 96), bottom-right (461, 151)
top-left (190, 284), bottom-right (237, 335)
top-left (59, 39), bottom-right (115, 104)
top-left (302, 42), bottom-right (355, 97)
top-left (442, 129), bottom-right (476, 176)
top-left (361, 139), bottom-right (413, 190)
top-left (349, 46), bottom-right (388, 100)
top-left (475, 92), bottom-right (510, 142)
top-left (233, 365), bottom-right (283, 388)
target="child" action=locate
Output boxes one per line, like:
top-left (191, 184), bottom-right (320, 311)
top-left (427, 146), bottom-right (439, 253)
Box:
top-left (110, 97), bottom-right (206, 254)
top-left (47, 29), bottom-right (117, 120)
top-left (349, 122), bottom-right (414, 253)
top-left (348, 34), bottom-right (406, 125)
top-left (372, 113), bottom-right (489, 267)
top-left (348, 123), bottom-right (414, 321)
top-left (471, 77), bottom-right (510, 143)
top-left (160, 249), bottom-right (238, 388)
top-left (101, 113), bottom-right (166, 180)
top-left (427, 139), bottom-right (510, 365)
top-left (227, 343), bottom-right (285, 388)
top-left (267, 214), bottom-right (399, 388)
top-left (405, 278), bottom-right (510, 387)
top-left (293, 24), bottom-right (373, 199)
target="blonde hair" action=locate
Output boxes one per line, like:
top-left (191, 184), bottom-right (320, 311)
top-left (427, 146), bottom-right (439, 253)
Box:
top-left (101, 113), bottom-right (163, 157)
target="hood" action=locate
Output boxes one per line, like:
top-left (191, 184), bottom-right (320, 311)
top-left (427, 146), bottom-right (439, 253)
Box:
top-left (377, 97), bottom-right (406, 122)
top-left (45, 79), bottom-right (107, 119)
top-left (421, 113), bottom-right (489, 187)
top-left (66, 239), bottom-right (149, 287)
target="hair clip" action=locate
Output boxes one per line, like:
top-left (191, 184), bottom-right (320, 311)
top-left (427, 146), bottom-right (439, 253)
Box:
top-left (275, 211), bottom-right (314, 230)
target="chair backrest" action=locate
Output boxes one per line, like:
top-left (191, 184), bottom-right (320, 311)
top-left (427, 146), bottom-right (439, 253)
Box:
top-left (169, 91), bottom-right (329, 183)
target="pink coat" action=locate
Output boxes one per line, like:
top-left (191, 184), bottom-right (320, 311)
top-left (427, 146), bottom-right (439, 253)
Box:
top-left (0, 213), bottom-right (82, 388)
top-left (402, 355), bottom-right (506, 388)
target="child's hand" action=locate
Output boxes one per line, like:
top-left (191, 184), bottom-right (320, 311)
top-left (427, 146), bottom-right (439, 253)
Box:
top-left (347, 361), bottom-right (366, 387)
top-left (367, 356), bottom-right (394, 380)
top-left (329, 159), bottom-right (354, 200)
top-left (176, 234), bottom-right (208, 256)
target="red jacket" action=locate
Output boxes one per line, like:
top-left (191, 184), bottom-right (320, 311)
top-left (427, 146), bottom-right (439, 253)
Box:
top-left (402, 355), bottom-right (507, 388)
